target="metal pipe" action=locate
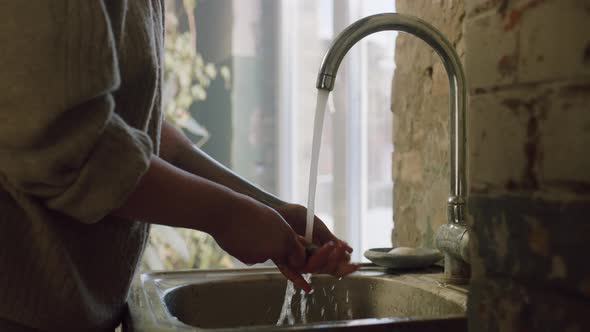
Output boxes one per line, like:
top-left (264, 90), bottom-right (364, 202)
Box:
top-left (315, 13), bottom-right (467, 226)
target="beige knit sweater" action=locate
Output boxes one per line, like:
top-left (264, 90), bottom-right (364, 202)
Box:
top-left (0, 1), bottom-right (164, 330)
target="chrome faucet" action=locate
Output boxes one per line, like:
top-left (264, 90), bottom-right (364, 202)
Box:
top-left (316, 13), bottom-right (470, 284)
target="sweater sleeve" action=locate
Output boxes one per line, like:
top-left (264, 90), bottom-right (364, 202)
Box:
top-left (0, 1), bottom-right (153, 223)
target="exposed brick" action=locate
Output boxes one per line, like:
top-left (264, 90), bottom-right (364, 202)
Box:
top-left (469, 90), bottom-right (529, 193)
top-left (465, 10), bottom-right (519, 90)
top-left (465, 0), bottom-right (504, 18)
top-left (540, 82), bottom-right (590, 191)
top-left (518, 0), bottom-right (590, 83)
top-left (464, 0), bottom-right (590, 330)
top-left (466, 0), bottom-right (590, 89)
top-left (469, 195), bottom-right (590, 289)
top-left (392, 0), bottom-right (465, 247)
top-left (469, 81), bottom-right (590, 195)
top-left (397, 151), bottom-right (424, 184)
top-left (468, 276), bottom-right (590, 332)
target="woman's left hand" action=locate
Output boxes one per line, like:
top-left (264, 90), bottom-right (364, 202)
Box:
top-left (274, 203), bottom-right (359, 277)
top-left (274, 203), bottom-right (349, 248)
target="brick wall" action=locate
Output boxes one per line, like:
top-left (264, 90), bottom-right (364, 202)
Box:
top-left (393, 0), bottom-right (590, 329)
top-left (465, 0), bottom-right (590, 330)
top-left (391, 0), bottom-right (465, 247)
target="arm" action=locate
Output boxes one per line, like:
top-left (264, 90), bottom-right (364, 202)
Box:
top-left (160, 121), bottom-right (336, 240)
top-left (112, 154), bottom-right (355, 286)
top-left (0, 2), bottom-right (310, 285)
top-left (159, 121), bottom-right (358, 276)
top-left (159, 121), bottom-right (286, 208)
top-left (159, 121), bottom-right (350, 245)
top-left (112, 155), bottom-right (307, 270)
top-left (0, 2), bottom-right (153, 224)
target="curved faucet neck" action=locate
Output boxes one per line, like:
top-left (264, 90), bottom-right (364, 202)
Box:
top-left (316, 13), bottom-right (467, 225)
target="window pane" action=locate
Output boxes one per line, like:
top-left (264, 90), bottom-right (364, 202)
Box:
top-left (359, 1), bottom-right (396, 257)
top-left (150, 0), bottom-right (397, 270)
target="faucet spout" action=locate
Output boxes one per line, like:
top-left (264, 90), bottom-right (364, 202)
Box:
top-left (316, 13), bottom-right (469, 283)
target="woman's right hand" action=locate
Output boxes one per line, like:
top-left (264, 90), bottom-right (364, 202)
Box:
top-left (211, 193), bottom-right (312, 291)
top-left (113, 155), bottom-right (313, 291)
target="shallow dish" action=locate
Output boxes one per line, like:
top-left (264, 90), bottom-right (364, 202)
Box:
top-left (364, 247), bottom-right (443, 269)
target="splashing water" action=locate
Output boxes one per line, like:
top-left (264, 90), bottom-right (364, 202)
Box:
top-left (299, 274), bottom-right (312, 324)
top-left (277, 90), bottom-right (330, 325)
top-left (277, 274), bottom-right (312, 325)
top-left (276, 280), bottom-right (296, 325)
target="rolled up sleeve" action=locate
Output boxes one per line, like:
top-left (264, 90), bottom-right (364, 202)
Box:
top-left (0, 1), bottom-right (153, 223)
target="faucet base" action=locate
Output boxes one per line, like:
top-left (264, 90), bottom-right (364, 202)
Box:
top-left (436, 223), bottom-right (471, 284)
top-left (442, 253), bottom-right (471, 285)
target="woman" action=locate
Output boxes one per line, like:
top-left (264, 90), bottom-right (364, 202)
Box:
top-left (0, 2), bottom-right (356, 331)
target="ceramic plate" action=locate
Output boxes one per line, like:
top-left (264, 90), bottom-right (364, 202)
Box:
top-left (363, 247), bottom-right (443, 269)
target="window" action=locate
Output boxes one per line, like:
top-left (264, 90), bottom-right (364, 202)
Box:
top-left (146, 0), bottom-right (396, 270)
top-left (233, 0), bottom-right (396, 262)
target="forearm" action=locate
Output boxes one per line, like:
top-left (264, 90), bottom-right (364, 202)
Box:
top-left (113, 155), bottom-right (246, 236)
top-left (160, 121), bottom-right (287, 209)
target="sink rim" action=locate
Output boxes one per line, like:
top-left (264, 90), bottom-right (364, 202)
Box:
top-left (126, 266), bottom-right (467, 332)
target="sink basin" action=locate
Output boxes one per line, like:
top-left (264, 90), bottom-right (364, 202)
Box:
top-left (125, 266), bottom-right (467, 331)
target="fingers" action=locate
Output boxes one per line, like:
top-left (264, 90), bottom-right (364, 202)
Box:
top-left (310, 216), bottom-right (353, 254)
top-left (277, 234), bottom-right (312, 293)
top-left (276, 237), bottom-right (356, 290)
top-left (340, 240), bottom-right (354, 254)
top-left (279, 204), bottom-right (353, 254)
top-left (311, 215), bottom-right (337, 245)
top-left (286, 234), bottom-right (306, 271)
top-left (320, 244), bottom-right (348, 274)
top-left (302, 241), bottom-right (358, 278)
top-left (316, 242), bottom-right (352, 275)
top-left (296, 235), bottom-right (309, 247)
top-left (276, 263), bottom-right (312, 293)
top-left (303, 241), bottom-right (336, 272)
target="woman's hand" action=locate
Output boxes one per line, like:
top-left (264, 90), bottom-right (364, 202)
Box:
top-left (211, 194), bottom-right (313, 292)
top-left (273, 204), bottom-right (349, 248)
top-left (274, 204), bottom-right (359, 278)
top-left (156, 123), bottom-right (357, 284)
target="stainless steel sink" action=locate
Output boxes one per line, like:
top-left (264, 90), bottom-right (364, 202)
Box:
top-left (125, 266), bottom-right (467, 331)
